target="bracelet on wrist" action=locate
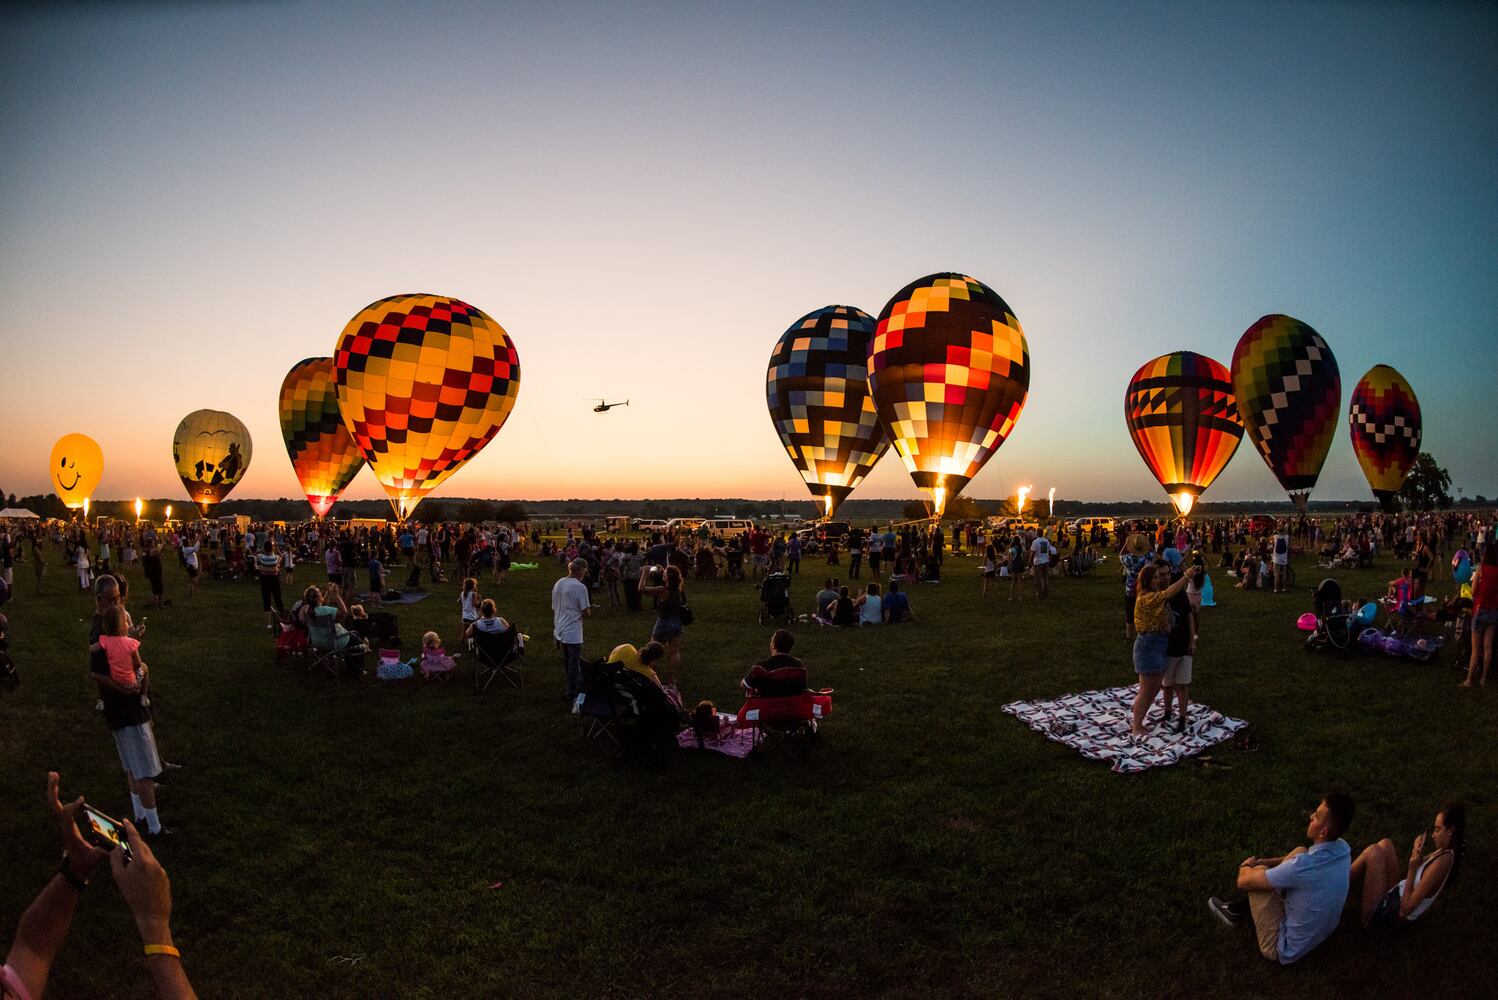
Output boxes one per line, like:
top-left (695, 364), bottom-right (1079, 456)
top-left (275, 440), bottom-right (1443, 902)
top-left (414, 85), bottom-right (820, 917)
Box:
top-left (57, 854), bottom-right (89, 891)
top-left (143, 944), bottom-right (180, 959)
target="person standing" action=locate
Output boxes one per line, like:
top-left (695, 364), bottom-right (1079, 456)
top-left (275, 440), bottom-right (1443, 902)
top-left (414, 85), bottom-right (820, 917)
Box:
top-left (638, 564), bottom-right (688, 687)
top-left (551, 558), bottom-right (591, 701)
top-left (786, 533), bottom-right (802, 575)
top-left (140, 539), bottom-right (166, 607)
top-left (1030, 531), bottom-right (1056, 598)
top-left (1272, 523), bottom-right (1291, 593)
top-left (1462, 541), bottom-right (1498, 687)
top-left (1160, 557), bottom-right (1198, 733)
top-left (255, 540), bottom-right (284, 631)
top-left (29, 533), bottom-right (46, 595)
top-left (1129, 562), bottom-right (1197, 738)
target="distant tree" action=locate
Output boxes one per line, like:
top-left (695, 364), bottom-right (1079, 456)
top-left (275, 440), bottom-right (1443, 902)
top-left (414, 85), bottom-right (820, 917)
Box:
top-left (733, 503), bottom-right (760, 519)
top-left (900, 499), bottom-right (931, 521)
top-left (420, 500), bottom-right (449, 522)
top-left (944, 494), bottom-right (984, 523)
top-left (6, 492), bottom-right (16, 508)
top-left (1475, 494), bottom-right (1489, 505)
top-left (1397, 453), bottom-right (1453, 512)
top-left (493, 502), bottom-right (528, 524)
top-left (457, 499), bottom-right (495, 523)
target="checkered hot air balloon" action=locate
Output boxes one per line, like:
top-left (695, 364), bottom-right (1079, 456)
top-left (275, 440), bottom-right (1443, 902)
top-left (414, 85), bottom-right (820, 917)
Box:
top-left (1230, 314), bottom-right (1341, 512)
top-left (279, 358), bottom-right (365, 519)
top-left (333, 294), bottom-right (520, 521)
top-left (1124, 352), bottom-right (1243, 517)
top-left (1349, 364), bottom-right (1422, 509)
top-left (766, 306), bottom-right (890, 520)
top-left (172, 410), bottom-right (253, 517)
top-left (868, 273), bottom-right (1030, 520)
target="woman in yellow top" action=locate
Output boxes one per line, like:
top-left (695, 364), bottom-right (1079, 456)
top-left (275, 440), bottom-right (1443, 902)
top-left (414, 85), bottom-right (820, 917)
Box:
top-left (1130, 561), bottom-right (1200, 739)
top-left (607, 641), bottom-right (668, 687)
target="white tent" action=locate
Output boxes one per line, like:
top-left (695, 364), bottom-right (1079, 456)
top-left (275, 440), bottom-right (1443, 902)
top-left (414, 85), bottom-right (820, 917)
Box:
top-left (0, 508), bottom-right (40, 519)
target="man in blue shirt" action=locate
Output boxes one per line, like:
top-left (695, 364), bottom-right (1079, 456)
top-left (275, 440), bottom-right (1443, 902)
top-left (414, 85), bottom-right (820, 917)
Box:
top-left (1209, 793), bottom-right (1355, 963)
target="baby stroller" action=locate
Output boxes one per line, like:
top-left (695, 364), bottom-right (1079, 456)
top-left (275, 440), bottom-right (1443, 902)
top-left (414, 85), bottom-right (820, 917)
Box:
top-left (758, 572), bottom-right (792, 624)
top-left (1303, 578), bottom-right (1356, 655)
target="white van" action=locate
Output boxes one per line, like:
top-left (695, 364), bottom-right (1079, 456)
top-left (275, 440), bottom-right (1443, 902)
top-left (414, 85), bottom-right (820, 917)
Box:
top-left (699, 518), bottom-right (754, 538)
top-left (1068, 517), bottom-right (1116, 535)
top-left (662, 517), bottom-right (705, 535)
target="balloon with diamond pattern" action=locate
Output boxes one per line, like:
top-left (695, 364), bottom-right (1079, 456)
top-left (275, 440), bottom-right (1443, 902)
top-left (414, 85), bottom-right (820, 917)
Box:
top-left (333, 294), bottom-right (520, 520)
top-left (766, 306), bottom-right (889, 519)
top-left (1230, 314), bottom-right (1340, 511)
top-left (1348, 364), bottom-right (1421, 508)
top-left (280, 357), bottom-right (365, 518)
top-left (867, 273), bottom-right (1030, 519)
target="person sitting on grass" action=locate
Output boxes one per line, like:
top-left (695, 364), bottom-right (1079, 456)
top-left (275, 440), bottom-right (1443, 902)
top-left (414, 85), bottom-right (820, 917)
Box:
top-left (883, 579), bottom-right (915, 623)
top-left (3, 772), bottom-right (199, 1000)
top-left (1208, 792), bottom-right (1355, 964)
top-left (830, 586), bottom-right (858, 626)
top-left (1348, 802), bottom-right (1464, 933)
top-left (742, 629), bottom-right (807, 697)
top-left (418, 631), bottom-right (457, 680)
top-left (855, 582), bottom-right (883, 625)
top-left (814, 578), bottom-right (839, 620)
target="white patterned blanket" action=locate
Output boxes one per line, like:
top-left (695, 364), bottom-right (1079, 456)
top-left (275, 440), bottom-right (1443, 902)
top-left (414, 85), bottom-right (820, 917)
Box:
top-left (1002, 685), bottom-right (1247, 774)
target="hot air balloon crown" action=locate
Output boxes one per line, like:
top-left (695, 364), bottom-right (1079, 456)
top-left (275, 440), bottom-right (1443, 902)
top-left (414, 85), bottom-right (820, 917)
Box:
top-left (868, 273), bottom-right (1030, 518)
top-left (333, 293), bottom-right (520, 520)
top-left (766, 305), bottom-right (889, 519)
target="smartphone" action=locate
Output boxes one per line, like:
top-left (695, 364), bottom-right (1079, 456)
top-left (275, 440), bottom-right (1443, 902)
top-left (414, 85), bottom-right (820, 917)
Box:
top-left (80, 804), bottom-right (133, 864)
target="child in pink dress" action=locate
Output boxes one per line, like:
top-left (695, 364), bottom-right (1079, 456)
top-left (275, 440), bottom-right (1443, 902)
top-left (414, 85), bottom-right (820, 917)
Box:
top-left (90, 605), bottom-right (149, 707)
top-left (419, 630), bottom-right (457, 680)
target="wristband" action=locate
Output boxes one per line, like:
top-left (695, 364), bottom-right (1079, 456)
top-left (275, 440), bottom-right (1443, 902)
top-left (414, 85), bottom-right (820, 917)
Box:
top-left (144, 944), bottom-right (180, 959)
top-left (58, 854), bottom-right (88, 891)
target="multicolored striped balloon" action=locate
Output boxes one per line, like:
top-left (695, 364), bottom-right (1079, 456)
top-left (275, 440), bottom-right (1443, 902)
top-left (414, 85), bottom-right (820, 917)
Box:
top-left (172, 409), bottom-right (252, 517)
top-left (868, 274), bottom-right (1030, 519)
top-left (766, 306), bottom-right (889, 519)
top-left (279, 358), bottom-right (365, 518)
top-left (1348, 364), bottom-right (1422, 507)
top-left (1125, 352), bottom-right (1243, 517)
top-left (1230, 314), bottom-right (1341, 511)
top-left (333, 294), bottom-right (520, 520)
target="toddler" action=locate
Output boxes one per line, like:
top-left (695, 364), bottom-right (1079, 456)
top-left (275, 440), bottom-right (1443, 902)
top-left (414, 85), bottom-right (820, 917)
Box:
top-left (419, 630), bottom-right (457, 680)
top-left (90, 605), bottom-right (149, 707)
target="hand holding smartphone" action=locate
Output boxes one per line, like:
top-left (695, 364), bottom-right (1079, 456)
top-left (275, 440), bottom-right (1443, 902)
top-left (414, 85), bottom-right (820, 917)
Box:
top-left (80, 803), bottom-right (134, 865)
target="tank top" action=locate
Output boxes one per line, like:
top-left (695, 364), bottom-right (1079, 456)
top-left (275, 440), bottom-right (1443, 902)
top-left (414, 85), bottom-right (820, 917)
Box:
top-left (1474, 567), bottom-right (1498, 612)
top-left (1396, 849), bottom-right (1451, 922)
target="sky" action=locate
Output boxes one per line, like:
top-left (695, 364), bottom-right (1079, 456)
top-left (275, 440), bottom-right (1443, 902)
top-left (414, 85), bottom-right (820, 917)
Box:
top-left (2, 0), bottom-right (1495, 508)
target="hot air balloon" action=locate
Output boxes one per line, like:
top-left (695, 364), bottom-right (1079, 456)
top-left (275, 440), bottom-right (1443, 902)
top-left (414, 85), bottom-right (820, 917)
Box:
top-left (334, 294), bottom-right (520, 520)
top-left (49, 433), bottom-right (104, 511)
top-left (867, 273), bottom-right (1030, 520)
top-left (1124, 352), bottom-right (1244, 517)
top-left (1348, 364), bottom-right (1422, 509)
top-left (1230, 314), bottom-right (1340, 511)
top-left (173, 410), bottom-right (253, 517)
top-left (766, 306), bottom-right (889, 520)
top-left (280, 358), bottom-right (366, 518)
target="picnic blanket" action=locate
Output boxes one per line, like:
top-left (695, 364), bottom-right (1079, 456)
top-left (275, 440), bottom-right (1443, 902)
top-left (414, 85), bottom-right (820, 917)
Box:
top-left (676, 713), bottom-right (757, 758)
top-left (1002, 685), bottom-right (1247, 774)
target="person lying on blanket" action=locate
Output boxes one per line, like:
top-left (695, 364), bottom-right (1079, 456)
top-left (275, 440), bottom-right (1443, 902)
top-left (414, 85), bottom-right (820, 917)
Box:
top-left (1208, 792), bottom-right (1355, 964)
top-left (742, 629), bottom-right (807, 697)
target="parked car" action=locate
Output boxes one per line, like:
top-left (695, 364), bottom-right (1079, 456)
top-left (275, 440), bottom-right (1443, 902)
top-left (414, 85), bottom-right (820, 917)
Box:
top-left (699, 518), bottom-right (754, 538)
top-left (635, 518), bottom-right (668, 535)
top-left (1067, 516), bottom-right (1116, 536)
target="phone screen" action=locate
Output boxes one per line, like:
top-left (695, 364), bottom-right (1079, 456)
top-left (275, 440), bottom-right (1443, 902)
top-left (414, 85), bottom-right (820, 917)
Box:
top-left (82, 804), bottom-right (133, 863)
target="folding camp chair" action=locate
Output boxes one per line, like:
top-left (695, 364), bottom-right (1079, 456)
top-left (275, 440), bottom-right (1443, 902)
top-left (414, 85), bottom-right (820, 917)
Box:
top-left (470, 623), bottom-right (523, 692)
top-left (735, 689), bottom-right (833, 757)
top-left (306, 611), bottom-right (368, 678)
top-left (575, 657), bottom-right (622, 746)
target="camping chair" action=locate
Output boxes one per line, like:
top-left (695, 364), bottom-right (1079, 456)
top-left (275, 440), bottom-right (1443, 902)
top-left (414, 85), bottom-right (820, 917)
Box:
top-left (735, 689), bottom-right (833, 757)
top-left (575, 657), bottom-right (622, 746)
top-left (470, 622), bottom-right (523, 692)
top-left (306, 610), bottom-right (368, 678)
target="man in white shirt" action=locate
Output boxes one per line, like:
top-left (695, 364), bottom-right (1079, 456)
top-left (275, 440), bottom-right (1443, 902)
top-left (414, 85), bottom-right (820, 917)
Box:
top-left (1029, 532), bottom-right (1057, 598)
top-left (551, 558), bottom-right (591, 700)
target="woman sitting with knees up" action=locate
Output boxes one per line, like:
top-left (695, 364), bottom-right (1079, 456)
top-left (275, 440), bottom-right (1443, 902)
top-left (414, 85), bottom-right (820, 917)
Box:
top-left (1349, 802), bottom-right (1464, 933)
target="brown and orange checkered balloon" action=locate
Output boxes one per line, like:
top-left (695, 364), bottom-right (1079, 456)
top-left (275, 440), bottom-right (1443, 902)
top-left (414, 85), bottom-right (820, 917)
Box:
top-left (868, 274), bottom-right (1030, 519)
top-left (280, 357), bottom-right (365, 518)
top-left (333, 294), bottom-right (520, 520)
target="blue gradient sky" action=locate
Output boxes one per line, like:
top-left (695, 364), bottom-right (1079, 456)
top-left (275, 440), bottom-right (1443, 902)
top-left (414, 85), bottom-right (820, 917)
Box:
top-left (2, 0), bottom-right (1494, 505)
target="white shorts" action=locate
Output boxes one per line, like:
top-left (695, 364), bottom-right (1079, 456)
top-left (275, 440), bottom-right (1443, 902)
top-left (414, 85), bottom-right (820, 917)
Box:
top-left (1162, 655), bottom-right (1193, 686)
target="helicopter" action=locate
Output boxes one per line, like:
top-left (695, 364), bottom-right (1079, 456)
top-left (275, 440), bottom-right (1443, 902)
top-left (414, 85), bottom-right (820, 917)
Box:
top-left (592, 399), bottom-right (629, 413)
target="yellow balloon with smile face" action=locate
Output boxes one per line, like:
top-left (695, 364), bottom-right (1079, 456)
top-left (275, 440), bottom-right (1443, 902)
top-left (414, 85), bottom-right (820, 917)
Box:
top-left (49, 433), bottom-right (104, 509)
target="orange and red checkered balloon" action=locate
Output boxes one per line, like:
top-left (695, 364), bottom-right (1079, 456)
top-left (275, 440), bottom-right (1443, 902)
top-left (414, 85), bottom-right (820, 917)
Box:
top-left (868, 273), bottom-right (1030, 519)
top-left (1125, 352), bottom-right (1243, 517)
top-left (766, 306), bottom-right (889, 519)
top-left (333, 294), bottom-right (520, 520)
top-left (1348, 364), bottom-right (1421, 506)
top-left (279, 358), bottom-right (365, 518)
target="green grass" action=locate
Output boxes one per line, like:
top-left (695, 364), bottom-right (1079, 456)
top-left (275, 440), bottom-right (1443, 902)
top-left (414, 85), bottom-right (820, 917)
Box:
top-left (1, 540), bottom-right (1493, 999)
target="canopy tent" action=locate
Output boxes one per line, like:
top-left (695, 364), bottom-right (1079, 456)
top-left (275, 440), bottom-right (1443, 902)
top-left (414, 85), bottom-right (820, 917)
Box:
top-left (0, 508), bottom-right (40, 519)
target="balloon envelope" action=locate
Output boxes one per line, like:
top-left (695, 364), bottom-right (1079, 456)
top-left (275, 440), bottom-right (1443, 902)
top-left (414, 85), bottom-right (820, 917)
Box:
top-left (1230, 314), bottom-right (1341, 511)
top-left (173, 410), bottom-right (252, 516)
top-left (333, 294), bottom-right (520, 520)
top-left (868, 273), bottom-right (1030, 519)
top-left (1348, 364), bottom-right (1421, 507)
top-left (280, 358), bottom-right (365, 518)
top-left (49, 433), bottom-right (104, 509)
top-left (1125, 351), bottom-right (1243, 516)
top-left (766, 306), bottom-right (889, 519)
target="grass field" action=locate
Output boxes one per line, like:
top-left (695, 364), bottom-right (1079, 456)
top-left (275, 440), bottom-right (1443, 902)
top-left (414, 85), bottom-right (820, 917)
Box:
top-left (1, 538), bottom-right (1493, 999)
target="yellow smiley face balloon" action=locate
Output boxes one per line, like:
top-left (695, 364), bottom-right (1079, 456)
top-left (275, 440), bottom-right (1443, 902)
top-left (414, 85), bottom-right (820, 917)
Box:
top-left (49, 433), bottom-right (105, 509)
